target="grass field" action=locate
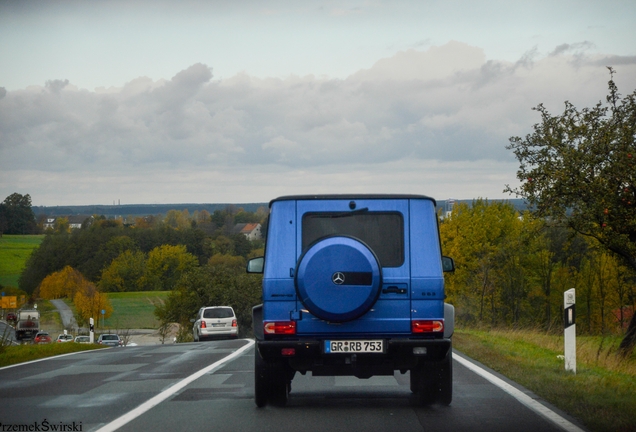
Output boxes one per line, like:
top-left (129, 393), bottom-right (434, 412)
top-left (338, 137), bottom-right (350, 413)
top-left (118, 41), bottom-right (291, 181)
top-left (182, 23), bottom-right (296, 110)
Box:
top-left (454, 328), bottom-right (636, 432)
top-left (103, 291), bottom-right (170, 329)
top-left (0, 342), bottom-right (106, 368)
top-left (0, 235), bottom-right (43, 288)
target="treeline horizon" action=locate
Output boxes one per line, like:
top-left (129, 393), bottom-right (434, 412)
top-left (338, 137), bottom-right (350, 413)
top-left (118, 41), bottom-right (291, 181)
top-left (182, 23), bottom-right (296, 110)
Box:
top-left (30, 198), bottom-right (529, 218)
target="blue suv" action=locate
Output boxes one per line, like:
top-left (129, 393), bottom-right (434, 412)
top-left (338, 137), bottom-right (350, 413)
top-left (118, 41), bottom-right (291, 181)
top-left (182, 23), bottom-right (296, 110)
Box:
top-left (247, 194), bottom-right (455, 407)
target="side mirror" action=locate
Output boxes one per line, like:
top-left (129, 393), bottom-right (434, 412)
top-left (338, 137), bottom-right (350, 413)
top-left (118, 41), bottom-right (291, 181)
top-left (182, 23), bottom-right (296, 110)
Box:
top-left (442, 256), bottom-right (455, 272)
top-left (246, 256), bottom-right (264, 274)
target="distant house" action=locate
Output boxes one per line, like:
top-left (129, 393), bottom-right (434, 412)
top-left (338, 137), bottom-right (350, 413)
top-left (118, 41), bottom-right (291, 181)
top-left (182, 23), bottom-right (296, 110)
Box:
top-left (43, 218), bottom-right (56, 230)
top-left (42, 215), bottom-right (92, 230)
top-left (233, 223), bottom-right (262, 241)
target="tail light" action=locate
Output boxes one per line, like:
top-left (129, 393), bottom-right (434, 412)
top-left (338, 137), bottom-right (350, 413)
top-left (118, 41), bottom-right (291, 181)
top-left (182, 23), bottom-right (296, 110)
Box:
top-left (264, 321), bottom-right (296, 335)
top-left (412, 320), bottom-right (444, 333)
top-left (200, 320), bottom-right (207, 329)
top-left (232, 319), bottom-right (237, 327)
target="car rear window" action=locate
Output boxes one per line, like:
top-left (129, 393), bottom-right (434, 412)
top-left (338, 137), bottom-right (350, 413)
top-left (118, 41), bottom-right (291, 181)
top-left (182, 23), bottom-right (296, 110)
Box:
top-left (102, 335), bottom-right (119, 340)
top-left (203, 308), bottom-right (234, 319)
top-left (302, 212), bottom-right (404, 267)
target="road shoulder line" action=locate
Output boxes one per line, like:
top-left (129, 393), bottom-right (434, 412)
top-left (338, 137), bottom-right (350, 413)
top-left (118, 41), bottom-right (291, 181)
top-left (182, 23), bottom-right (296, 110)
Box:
top-left (453, 351), bottom-right (586, 432)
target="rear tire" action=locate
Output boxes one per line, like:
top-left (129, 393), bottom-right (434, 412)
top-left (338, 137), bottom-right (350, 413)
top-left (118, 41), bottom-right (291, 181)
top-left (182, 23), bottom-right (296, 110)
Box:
top-left (437, 349), bottom-right (453, 406)
top-left (411, 347), bottom-right (453, 406)
top-left (254, 350), bottom-right (268, 408)
top-left (254, 350), bottom-right (293, 407)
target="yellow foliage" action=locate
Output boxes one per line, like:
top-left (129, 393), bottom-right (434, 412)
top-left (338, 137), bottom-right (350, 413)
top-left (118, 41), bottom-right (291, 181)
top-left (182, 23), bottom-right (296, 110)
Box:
top-left (73, 284), bottom-right (113, 325)
top-left (208, 254), bottom-right (246, 268)
top-left (38, 266), bottom-right (87, 299)
top-left (37, 266), bottom-right (112, 326)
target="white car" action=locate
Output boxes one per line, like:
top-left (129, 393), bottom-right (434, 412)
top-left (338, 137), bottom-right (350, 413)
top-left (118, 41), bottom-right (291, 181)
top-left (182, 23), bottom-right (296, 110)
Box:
top-left (74, 335), bottom-right (91, 344)
top-left (56, 334), bottom-right (74, 343)
top-left (192, 306), bottom-right (238, 341)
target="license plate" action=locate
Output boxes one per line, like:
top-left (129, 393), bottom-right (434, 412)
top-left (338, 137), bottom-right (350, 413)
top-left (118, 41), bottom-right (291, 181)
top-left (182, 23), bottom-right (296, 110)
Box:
top-left (324, 340), bottom-right (384, 353)
top-left (212, 323), bottom-right (225, 327)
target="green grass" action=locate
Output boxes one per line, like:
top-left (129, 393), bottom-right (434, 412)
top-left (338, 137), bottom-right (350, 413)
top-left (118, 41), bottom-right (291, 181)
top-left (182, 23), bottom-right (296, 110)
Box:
top-left (102, 291), bottom-right (169, 329)
top-left (454, 328), bottom-right (636, 432)
top-left (0, 235), bottom-right (44, 288)
top-left (0, 342), bottom-right (106, 368)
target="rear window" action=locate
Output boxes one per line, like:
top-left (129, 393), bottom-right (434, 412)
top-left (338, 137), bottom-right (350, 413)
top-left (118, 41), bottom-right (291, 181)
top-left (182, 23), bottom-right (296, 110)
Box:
top-left (203, 308), bottom-right (234, 319)
top-left (302, 212), bottom-right (404, 267)
top-left (102, 335), bottom-right (119, 340)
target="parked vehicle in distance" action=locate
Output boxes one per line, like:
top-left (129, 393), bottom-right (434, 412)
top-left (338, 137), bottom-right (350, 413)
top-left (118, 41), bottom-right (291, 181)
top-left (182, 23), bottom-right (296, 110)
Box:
top-left (247, 194), bottom-right (455, 408)
top-left (6, 313), bottom-right (17, 323)
top-left (56, 334), bottom-right (74, 343)
top-left (15, 310), bottom-right (40, 341)
top-left (34, 331), bottom-right (52, 344)
top-left (74, 336), bottom-right (91, 344)
top-left (192, 306), bottom-right (238, 341)
top-left (97, 334), bottom-right (122, 347)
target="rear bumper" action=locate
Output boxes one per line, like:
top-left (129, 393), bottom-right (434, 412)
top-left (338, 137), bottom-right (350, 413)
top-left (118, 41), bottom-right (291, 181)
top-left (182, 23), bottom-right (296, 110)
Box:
top-left (200, 328), bottom-right (239, 338)
top-left (257, 337), bottom-right (451, 377)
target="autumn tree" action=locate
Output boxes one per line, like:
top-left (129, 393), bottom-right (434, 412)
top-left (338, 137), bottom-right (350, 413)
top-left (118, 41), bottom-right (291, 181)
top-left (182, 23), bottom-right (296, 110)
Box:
top-left (505, 68), bottom-right (636, 355)
top-left (99, 250), bottom-right (147, 292)
top-left (441, 200), bottom-right (544, 325)
top-left (36, 265), bottom-right (113, 327)
top-left (38, 266), bottom-right (87, 299)
top-left (144, 244), bottom-right (199, 291)
top-left (74, 283), bottom-right (113, 327)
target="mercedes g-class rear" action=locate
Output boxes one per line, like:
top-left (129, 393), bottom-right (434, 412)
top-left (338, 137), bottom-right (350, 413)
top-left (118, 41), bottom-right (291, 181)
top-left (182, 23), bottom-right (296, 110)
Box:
top-left (248, 194), bottom-right (455, 407)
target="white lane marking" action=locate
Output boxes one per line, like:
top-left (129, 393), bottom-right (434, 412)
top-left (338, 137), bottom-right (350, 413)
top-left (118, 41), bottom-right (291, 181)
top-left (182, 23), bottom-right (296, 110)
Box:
top-left (453, 352), bottom-right (586, 432)
top-left (95, 339), bottom-right (255, 432)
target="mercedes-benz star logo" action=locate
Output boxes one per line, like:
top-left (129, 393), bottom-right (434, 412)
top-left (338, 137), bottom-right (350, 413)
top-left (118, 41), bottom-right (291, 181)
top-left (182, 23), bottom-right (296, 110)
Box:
top-left (332, 272), bottom-right (345, 285)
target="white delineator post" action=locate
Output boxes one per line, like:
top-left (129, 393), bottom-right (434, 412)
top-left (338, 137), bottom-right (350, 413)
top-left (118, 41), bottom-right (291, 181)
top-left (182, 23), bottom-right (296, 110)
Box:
top-left (564, 288), bottom-right (576, 373)
top-left (90, 317), bottom-right (95, 344)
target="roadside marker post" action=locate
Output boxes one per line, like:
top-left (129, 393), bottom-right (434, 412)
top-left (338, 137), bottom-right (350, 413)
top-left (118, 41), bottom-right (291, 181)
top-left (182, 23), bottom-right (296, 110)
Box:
top-left (564, 288), bottom-right (576, 373)
top-left (89, 317), bottom-right (95, 344)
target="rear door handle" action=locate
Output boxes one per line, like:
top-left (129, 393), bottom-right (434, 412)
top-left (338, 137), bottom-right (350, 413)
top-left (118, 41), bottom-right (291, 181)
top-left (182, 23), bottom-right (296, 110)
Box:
top-left (382, 286), bottom-right (407, 294)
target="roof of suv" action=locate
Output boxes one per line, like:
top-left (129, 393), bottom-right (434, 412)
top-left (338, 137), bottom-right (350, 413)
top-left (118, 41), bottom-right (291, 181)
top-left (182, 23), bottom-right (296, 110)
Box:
top-left (269, 194), bottom-right (436, 207)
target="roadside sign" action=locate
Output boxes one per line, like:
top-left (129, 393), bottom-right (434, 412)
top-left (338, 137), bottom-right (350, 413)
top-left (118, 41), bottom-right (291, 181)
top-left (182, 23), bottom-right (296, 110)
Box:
top-left (1, 297), bottom-right (17, 308)
top-left (564, 288), bottom-right (576, 373)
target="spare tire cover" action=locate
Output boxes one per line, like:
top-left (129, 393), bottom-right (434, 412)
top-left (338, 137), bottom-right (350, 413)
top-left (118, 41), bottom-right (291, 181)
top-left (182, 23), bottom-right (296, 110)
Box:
top-left (295, 236), bottom-right (382, 322)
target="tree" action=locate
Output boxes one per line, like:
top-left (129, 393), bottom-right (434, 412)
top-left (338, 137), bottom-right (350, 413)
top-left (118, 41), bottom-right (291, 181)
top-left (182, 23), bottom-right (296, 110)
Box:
top-left (155, 257), bottom-right (261, 337)
top-left (99, 250), bottom-right (147, 292)
top-left (74, 283), bottom-right (113, 327)
top-left (505, 68), bottom-right (636, 355)
top-left (144, 244), bottom-right (199, 291)
top-left (37, 266), bottom-right (86, 299)
top-left (0, 193), bottom-right (37, 234)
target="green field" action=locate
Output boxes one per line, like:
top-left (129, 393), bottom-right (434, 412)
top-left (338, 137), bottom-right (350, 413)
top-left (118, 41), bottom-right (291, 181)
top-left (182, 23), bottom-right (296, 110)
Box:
top-left (0, 341), bottom-right (106, 368)
top-left (103, 291), bottom-right (170, 329)
top-left (0, 235), bottom-right (44, 288)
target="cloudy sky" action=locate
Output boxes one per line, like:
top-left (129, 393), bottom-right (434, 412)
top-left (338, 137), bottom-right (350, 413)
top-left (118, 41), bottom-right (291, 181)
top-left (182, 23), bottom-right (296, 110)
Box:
top-left (1, 1), bottom-right (635, 206)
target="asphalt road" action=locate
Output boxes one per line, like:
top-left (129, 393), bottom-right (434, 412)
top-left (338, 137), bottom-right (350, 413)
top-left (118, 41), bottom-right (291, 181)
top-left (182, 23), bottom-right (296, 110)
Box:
top-left (0, 339), bottom-right (586, 432)
top-left (0, 321), bottom-right (17, 345)
top-left (50, 299), bottom-right (78, 330)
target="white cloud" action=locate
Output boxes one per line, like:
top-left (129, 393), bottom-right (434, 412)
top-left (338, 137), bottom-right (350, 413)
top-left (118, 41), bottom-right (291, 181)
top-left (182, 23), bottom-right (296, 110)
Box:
top-left (1, 42), bottom-right (635, 205)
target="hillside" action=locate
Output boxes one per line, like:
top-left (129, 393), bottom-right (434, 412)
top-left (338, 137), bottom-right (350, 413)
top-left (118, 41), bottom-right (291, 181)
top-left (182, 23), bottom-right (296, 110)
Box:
top-left (0, 235), bottom-right (44, 288)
